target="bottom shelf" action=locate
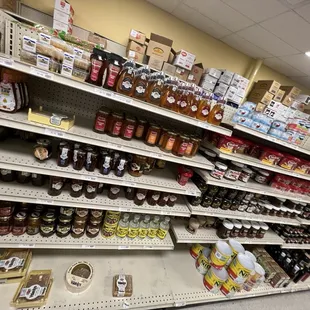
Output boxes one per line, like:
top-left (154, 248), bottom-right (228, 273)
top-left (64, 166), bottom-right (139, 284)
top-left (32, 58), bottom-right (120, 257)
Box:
top-left (281, 243), bottom-right (310, 250)
top-left (0, 247), bottom-right (309, 310)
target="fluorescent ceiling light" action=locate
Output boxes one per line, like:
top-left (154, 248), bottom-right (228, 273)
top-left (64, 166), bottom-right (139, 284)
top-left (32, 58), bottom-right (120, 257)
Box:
top-left (305, 51), bottom-right (310, 57)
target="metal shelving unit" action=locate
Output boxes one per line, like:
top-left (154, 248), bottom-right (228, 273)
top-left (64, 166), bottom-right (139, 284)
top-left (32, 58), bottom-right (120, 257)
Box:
top-left (281, 244), bottom-right (310, 250)
top-left (297, 218), bottom-right (310, 225)
top-left (171, 220), bottom-right (285, 245)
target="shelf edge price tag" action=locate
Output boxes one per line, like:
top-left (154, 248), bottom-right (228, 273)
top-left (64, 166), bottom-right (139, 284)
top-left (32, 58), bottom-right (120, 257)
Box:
top-left (18, 244), bottom-right (35, 248)
top-left (143, 245), bottom-right (153, 249)
top-left (174, 301), bottom-right (186, 307)
top-left (81, 244), bottom-right (96, 249)
top-left (0, 57), bottom-right (14, 67)
top-left (82, 175), bottom-right (98, 182)
top-left (197, 121), bottom-right (209, 129)
top-left (113, 93), bottom-right (133, 105)
top-left (122, 181), bottom-right (137, 187)
top-left (151, 152), bottom-right (163, 159)
top-left (93, 87), bottom-right (105, 96)
top-left (30, 66), bottom-right (54, 80)
top-left (160, 210), bottom-right (171, 215)
top-left (36, 199), bottom-right (54, 205)
top-left (185, 190), bottom-right (198, 196)
top-left (119, 207), bottom-right (132, 212)
top-left (118, 245), bottom-right (130, 250)
top-left (44, 128), bottom-right (66, 138)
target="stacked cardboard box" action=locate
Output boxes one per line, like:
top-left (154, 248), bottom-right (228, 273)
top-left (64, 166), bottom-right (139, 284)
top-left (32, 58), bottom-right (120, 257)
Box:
top-left (53, 0), bottom-right (74, 34)
top-left (127, 29), bottom-right (147, 63)
top-left (172, 49), bottom-right (196, 82)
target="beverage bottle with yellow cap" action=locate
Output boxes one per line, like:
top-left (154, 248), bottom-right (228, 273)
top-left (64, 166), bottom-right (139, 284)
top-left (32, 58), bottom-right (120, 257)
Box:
top-left (148, 215), bottom-right (160, 239)
top-left (157, 217), bottom-right (170, 239)
top-left (116, 213), bottom-right (130, 238)
top-left (128, 214), bottom-right (140, 238)
top-left (138, 215), bottom-right (151, 239)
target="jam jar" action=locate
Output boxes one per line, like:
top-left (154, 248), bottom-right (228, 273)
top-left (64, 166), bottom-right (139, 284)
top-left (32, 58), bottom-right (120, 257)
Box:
top-left (172, 134), bottom-right (190, 157)
top-left (143, 157), bottom-right (156, 175)
top-left (230, 199), bottom-right (240, 211)
top-left (185, 136), bottom-right (201, 158)
top-left (40, 212), bottom-right (56, 237)
top-left (187, 195), bottom-right (202, 206)
top-left (120, 115), bottom-right (136, 140)
top-left (125, 187), bottom-right (135, 200)
top-left (57, 141), bottom-right (72, 167)
top-left (135, 118), bottom-right (148, 139)
top-left (97, 183), bottom-right (104, 194)
top-left (93, 107), bottom-right (110, 133)
top-left (253, 201), bottom-right (264, 214)
top-left (277, 207), bottom-right (286, 217)
top-left (90, 209), bottom-right (104, 219)
top-left (160, 131), bottom-right (177, 153)
top-left (145, 123), bottom-right (161, 146)
top-left (107, 112), bottom-right (124, 137)
top-left (31, 173), bottom-right (45, 186)
top-left (1, 169), bottom-right (15, 182)
top-left (261, 203), bottom-right (271, 216)
top-left (108, 185), bottom-right (121, 200)
top-left (238, 167), bottom-right (252, 183)
top-left (238, 199), bottom-right (249, 212)
top-left (211, 197), bottom-right (222, 209)
top-left (231, 219), bottom-right (242, 237)
top-left (158, 192), bottom-right (170, 206)
top-left (56, 215), bottom-right (72, 238)
top-left (248, 221), bottom-right (260, 238)
top-left (129, 155), bottom-right (147, 177)
top-left (254, 170), bottom-right (270, 184)
top-left (210, 162), bottom-right (228, 180)
top-left (147, 191), bottom-right (160, 206)
top-left (26, 212), bottom-right (40, 235)
top-left (207, 185), bottom-right (219, 197)
top-left (16, 171), bottom-right (31, 183)
top-left (257, 223), bottom-right (269, 239)
top-left (114, 157), bottom-right (128, 177)
top-left (85, 181), bottom-right (98, 199)
top-left (240, 220), bottom-right (251, 238)
top-left (156, 159), bottom-right (166, 169)
top-left (270, 205), bottom-right (280, 216)
top-left (99, 152), bottom-right (112, 175)
top-left (11, 212), bottom-right (27, 236)
top-left (84, 146), bottom-right (98, 172)
top-left (220, 198), bottom-right (232, 210)
top-left (60, 207), bottom-right (75, 217)
top-left (73, 146), bottom-right (86, 171)
top-left (134, 189), bottom-right (148, 206)
top-left (167, 194), bottom-right (178, 207)
top-left (201, 195), bottom-right (213, 208)
top-left (217, 219), bottom-right (233, 239)
top-left (0, 216), bottom-right (11, 235)
top-left (70, 179), bottom-right (84, 198)
top-left (71, 215), bottom-right (87, 238)
top-left (48, 176), bottom-right (64, 196)
top-left (86, 216), bottom-right (102, 238)
top-left (0, 201), bottom-right (15, 216)
top-left (75, 208), bottom-right (89, 218)
top-left (34, 139), bottom-right (52, 161)
top-left (246, 201), bottom-right (257, 213)
top-left (224, 161), bottom-right (244, 181)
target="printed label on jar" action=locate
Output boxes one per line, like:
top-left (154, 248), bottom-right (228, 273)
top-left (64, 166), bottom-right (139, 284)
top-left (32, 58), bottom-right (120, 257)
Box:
top-left (178, 142), bottom-right (188, 155)
top-left (86, 152), bottom-right (92, 165)
top-left (152, 194), bottom-right (160, 201)
top-left (169, 195), bottom-right (177, 202)
top-left (121, 77), bottom-right (133, 91)
top-left (280, 160), bottom-right (295, 170)
top-left (116, 226), bottom-right (128, 238)
top-left (73, 149), bottom-right (78, 162)
top-left (111, 187), bottom-right (120, 194)
top-left (60, 148), bottom-right (69, 160)
top-left (32, 173), bottom-right (37, 178)
top-left (225, 169), bottom-right (241, 181)
top-left (91, 210), bottom-right (103, 218)
top-left (95, 116), bottom-right (106, 131)
top-left (157, 228), bottom-right (168, 239)
top-left (87, 226), bottom-right (100, 235)
top-left (124, 125), bottom-right (134, 139)
top-left (0, 257), bottom-right (24, 270)
top-left (185, 142), bottom-right (193, 155)
top-left (117, 159), bottom-right (126, 171)
top-left (165, 137), bottom-right (176, 151)
top-left (136, 193), bottom-right (146, 200)
top-left (191, 105), bottom-right (198, 112)
top-left (71, 183), bottom-right (83, 192)
top-left (147, 131), bottom-right (158, 145)
top-left (12, 226), bottom-right (26, 235)
top-left (128, 227), bottom-right (139, 238)
top-left (27, 227), bottom-right (39, 235)
top-left (52, 182), bottom-right (63, 190)
top-left (60, 207), bottom-right (74, 216)
top-left (112, 121), bottom-right (122, 136)
top-left (214, 112), bottom-right (223, 121)
top-left (20, 285), bottom-right (47, 300)
top-left (107, 64), bottom-right (120, 87)
top-left (40, 225), bottom-right (54, 234)
top-left (201, 107), bottom-right (209, 116)
top-left (1, 169), bottom-right (11, 175)
top-left (138, 228), bottom-right (148, 238)
top-left (180, 101), bottom-right (187, 108)
top-left (135, 82), bottom-right (146, 95)
top-left (76, 209), bottom-right (88, 217)
top-left (262, 155), bottom-right (277, 165)
top-left (151, 89), bottom-right (161, 100)
top-left (56, 225), bottom-right (70, 234)
top-left (0, 226), bottom-right (10, 235)
top-left (21, 172), bottom-right (31, 177)
top-left (135, 125), bottom-right (144, 138)
top-left (167, 96), bottom-right (175, 104)
top-left (72, 227), bottom-right (84, 235)
top-left (239, 172), bottom-right (250, 183)
top-left (148, 228), bottom-right (157, 238)
top-left (87, 185), bottom-right (96, 193)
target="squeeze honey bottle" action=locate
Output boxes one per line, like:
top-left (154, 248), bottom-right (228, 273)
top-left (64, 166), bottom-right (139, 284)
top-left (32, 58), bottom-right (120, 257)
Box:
top-left (208, 97), bottom-right (225, 126)
top-left (146, 71), bottom-right (165, 105)
top-left (178, 83), bottom-right (191, 115)
top-left (188, 84), bottom-right (200, 118)
top-left (132, 66), bottom-right (150, 101)
top-left (160, 77), bottom-right (178, 110)
top-left (174, 81), bottom-right (185, 113)
top-left (116, 59), bottom-right (136, 96)
top-left (196, 92), bottom-right (211, 121)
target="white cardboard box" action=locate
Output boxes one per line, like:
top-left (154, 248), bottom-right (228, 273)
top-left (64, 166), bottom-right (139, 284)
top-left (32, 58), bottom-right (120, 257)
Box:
top-left (204, 68), bottom-right (222, 79)
top-left (173, 50), bottom-right (196, 70)
top-left (52, 19), bottom-right (72, 34)
top-left (214, 83), bottom-right (229, 96)
top-left (53, 9), bottom-right (73, 25)
top-left (219, 70), bottom-right (234, 85)
top-left (199, 74), bottom-right (217, 92)
top-left (54, 0), bottom-right (74, 15)
top-left (225, 86), bottom-right (238, 101)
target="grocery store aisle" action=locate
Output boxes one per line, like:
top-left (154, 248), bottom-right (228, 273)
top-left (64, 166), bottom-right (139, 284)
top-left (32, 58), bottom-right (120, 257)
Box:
top-left (183, 291), bottom-right (309, 309)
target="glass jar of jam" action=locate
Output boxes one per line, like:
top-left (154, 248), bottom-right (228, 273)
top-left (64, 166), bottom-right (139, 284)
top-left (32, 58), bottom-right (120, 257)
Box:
top-left (93, 107), bottom-right (110, 134)
top-left (16, 171), bottom-right (31, 184)
top-left (238, 199), bottom-right (249, 212)
top-left (147, 191), bottom-right (160, 206)
top-left (114, 157), bottom-right (128, 177)
top-left (60, 207), bottom-right (75, 217)
top-left (207, 185), bottom-right (219, 197)
top-left (57, 141), bottom-right (72, 167)
top-left (143, 157), bottom-right (156, 175)
top-left (75, 208), bottom-right (89, 218)
top-left (0, 201), bottom-right (15, 216)
top-left (167, 194), bottom-right (178, 207)
top-left (108, 185), bottom-right (121, 200)
top-left (231, 219), bottom-right (242, 237)
top-left (107, 112), bottom-right (124, 137)
top-left (90, 209), bottom-right (104, 219)
top-left (253, 202), bottom-right (263, 215)
top-left (31, 173), bottom-right (45, 186)
top-left (56, 215), bottom-right (72, 238)
top-left (73, 146), bottom-right (86, 171)
top-left (155, 159), bottom-right (166, 169)
top-left (145, 123), bottom-right (161, 146)
top-left (134, 189), bottom-right (148, 206)
top-left (120, 115), bottom-right (136, 140)
top-left (129, 155), bottom-right (147, 177)
top-left (270, 205), bottom-right (279, 216)
top-left (246, 201), bottom-right (257, 213)
top-left (184, 136), bottom-right (201, 158)
top-left (84, 146), bottom-right (98, 172)
top-left (188, 195), bottom-right (202, 206)
top-left (125, 187), bottom-right (135, 200)
top-left (26, 212), bottom-right (40, 235)
top-left (261, 203), bottom-right (271, 216)
top-left (220, 198), bottom-right (232, 210)
top-left (230, 199), bottom-right (240, 211)
top-left (211, 197), bottom-right (222, 209)
top-left (48, 176), bottom-right (64, 196)
top-left (158, 192), bottom-right (170, 206)
top-left (248, 221), bottom-right (260, 238)
top-left (99, 152), bottom-right (112, 175)
top-left (201, 195), bottom-right (213, 208)
top-left (34, 139), bottom-right (52, 161)
top-left (157, 128), bottom-right (168, 148)
top-left (257, 222), bottom-right (269, 239)
top-left (86, 216), bottom-right (102, 238)
top-left (224, 161), bottom-right (244, 181)
top-left (1, 169), bottom-right (15, 182)
top-left (240, 220), bottom-right (251, 237)
top-left (135, 119), bottom-right (148, 140)
top-left (85, 181), bottom-right (98, 199)
top-left (40, 212), bottom-right (56, 237)
top-left (277, 207), bottom-right (285, 217)
top-left (172, 134), bottom-right (190, 157)
top-left (71, 215), bottom-right (87, 238)
top-left (160, 131), bottom-right (177, 153)
top-left (216, 219), bottom-right (233, 239)
top-left (97, 183), bottom-right (104, 194)
top-left (0, 216), bottom-right (11, 235)
top-left (70, 179), bottom-right (84, 198)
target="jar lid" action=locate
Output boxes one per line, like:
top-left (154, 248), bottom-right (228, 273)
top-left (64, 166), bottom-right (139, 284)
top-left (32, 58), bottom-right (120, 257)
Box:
top-left (14, 212), bottom-right (27, 220)
top-left (231, 161), bottom-right (244, 168)
top-left (260, 222), bottom-right (269, 231)
top-left (168, 131), bottom-right (177, 136)
top-left (29, 212), bottom-right (40, 220)
top-left (202, 148), bottom-right (217, 158)
top-left (0, 216), bottom-right (11, 221)
top-left (112, 112), bottom-right (123, 119)
top-left (179, 134), bottom-right (190, 140)
top-left (125, 115), bottom-right (136, 122)
top-left (272, 205), bottom-right (280, 211)
top-left (191, 137), bottom-right (201, 142)
top-left (137, 118), bottom-right (147, 124)
top-left (242, 167), bottom-right (253, 174)
top-left (264, 204), bottom-right (273, 210)
top-left (280, 207), bottom-right (287, 211)
top-left (277, 198), bottom-right (286, 203)
top-left (291, 200), bottom-right (299, 204)
top-left (149, 123), bottom-right (161, 129)
top-left (98, 107), bottom-right (110, 114)
top-left (295, 210), bottom-right (302, 215)
top-left (250, 221), bottom-right (260, 230)
top-left (214, 161), bottom-right (228, 170)
top-left (59, 215), bottom-right (72, 224)
top-left (223, 219), bottom-right (233, 230)
top-left (282, 207), bottom-right (289, 212)
top-left (232, 219), bottom-right (242, 229)
top-left (42, 212), bottom-right (56, 222)
top-left (258, 170), bottom-right (270, 176)
top-left (241, 220), bottom-right (251, 229)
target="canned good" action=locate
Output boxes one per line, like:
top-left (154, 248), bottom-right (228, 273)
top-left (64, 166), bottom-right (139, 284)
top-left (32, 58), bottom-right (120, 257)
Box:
top-left (226, 239), bottom-right (245, 266)
top-left (243, 262), bottom-right (265, 291)
top-left (203, 266), bottom-right (228, 293)
top-left (210, 241), bottom-right (232, 269)
top-left (220, 276), bottom-right (241, 298)
top-left (189, 243), bottom-right (204, 259)
top-left (195, 248), bottom-right (211, 275)
top-left (227, 253), bottom-right (255, 284)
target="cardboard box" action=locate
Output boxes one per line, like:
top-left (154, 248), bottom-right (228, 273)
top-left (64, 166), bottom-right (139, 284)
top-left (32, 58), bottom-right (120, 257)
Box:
top-left (199, 74), bottom-right (217, 92)
top-left (248, 89), bottom-right (274, 105)
top-left (274, 89), bottom-right (285, 102)
top-left (214, 83), bottom-right (229, 96)
top-left (52, 19), bottom-right (72, 34)
top-left (173, 50), bottom-right (196, 70)
top-left (295, 94), bottom-right (310, 104)
top-left (0, 0), bottom-right (17, 12)
top-left (282, 95), bottom-right (293, 107)
top-left (187, 63), bottom-right (203, 85)
top-left (129, 29), bottom-right (146, 45)
top-left (255, 80), bottom-right (281, 95)
top-left (148, 56), bottom-right (163, 71)
top-left (175, 66), bottom-right (189, 81)
top-left (225, 86), bottom-right (238, 101)
top-left (88, 33), bottom-right (107, 49)
top-left (162, 62), bottom-right (176, 76)
top-left (280, 86), bottom-right (301, 99)
top-left (204, 68), bottom-right (222, 79)
top-left (127, 40), bottom-right (146, 55)
top-left (256, 102), bottom-right (267, 112)
top-left (54, 0), bottom-right (74, 15)
top-left (126, 50), bottom-right (144, 63)
top-left (53, 8), bottom-right (73, 24)
top-left (219, 70), bottom-right (234, 85)
top-left (146, 33), bottom-right (173, 62)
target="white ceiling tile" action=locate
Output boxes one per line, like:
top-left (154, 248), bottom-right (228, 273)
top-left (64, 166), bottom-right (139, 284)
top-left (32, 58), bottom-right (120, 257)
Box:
top-left (278, 0), bottom-right (310, 9)
top-left (222, 0), bottom-right (288, 22)
top-left (171, 3), bottom-right (232, 38)
top-left (221, 34), bottom-right (273, 59)
top-left (183, 0), bottom-right (254, 32)
top-left (263, 57), bottom-right (307, 76)
top-left (146, 0), bottom-right (181, 13)
top-left (290, 76), bottom-right (310, 87)
top-left (260, 11), bottom-right (310, 52)
top-left (280, 54), bottom-right (310, 75)
top-left (294, 2), bottom-right (310, 22)
top-left (236, 25), bottom-right (299, 57)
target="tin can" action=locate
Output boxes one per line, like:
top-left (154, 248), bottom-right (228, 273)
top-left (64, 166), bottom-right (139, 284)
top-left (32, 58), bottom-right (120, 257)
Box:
top-left (220, 276), bottom-right (241, 298)
top-left (226, 239), bottom-right (245, 266)
top-left (203, 266), bottom-right (228, 294)
top-left (243, 262), bottom-right (265, 291)
top-left (210, 241), bottom-right (232, 269)
top-left (195, 248), bottom-right (211, 275)
top-left (189, 243), bottom-right (204, 259)
top-left (227, 253), bottom-right (255, 284)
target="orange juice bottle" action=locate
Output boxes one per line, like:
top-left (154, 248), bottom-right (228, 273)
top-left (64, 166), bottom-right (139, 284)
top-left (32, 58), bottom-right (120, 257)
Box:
top-left (208, 97), bottom-right (225, 125)
top-left (160, 77), bottom-right (178, 110)
top-left (196, 92), bottom-right (211, 121)
top-left (132, 66), bottom-right (150, 101)
top-left (146, 71), bottom-right (165, 105)
top-left (116, 59), bottom-right (136, 96)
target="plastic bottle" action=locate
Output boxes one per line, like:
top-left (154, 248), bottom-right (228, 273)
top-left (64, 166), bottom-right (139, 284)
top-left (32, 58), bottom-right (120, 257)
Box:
top-left (148, 215), bottom-right (160, 239)
top-left (146, 71), bottom-right (165, 105)
top-left (160, 77), bottom-right (178, 110)
top-left (178, 83), bottom-right (191, 115)
top-left (157, 217), bottom-right (170, 239)
top-left (196, 92), bottom-right (211, 121)
top-left (138, 215), bottom-right (151, 239)
top-left (103, 53), bottom-right (123, 90)
top-left (188, 84), bottom-right (200, 118)
top-left (128, 214), bottom-right (140, 238)
top-left (116, 213), bottom-right (130, 238)
top-left (207, 97), bottom-right (225, 126)
top-left (132, 66), bottom-right (150, 101)
top-left (116, 59), bottom-right (136, 96)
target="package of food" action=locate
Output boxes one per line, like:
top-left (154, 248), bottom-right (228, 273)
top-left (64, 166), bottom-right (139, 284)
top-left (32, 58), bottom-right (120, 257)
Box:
top-left (112, 274), bottom-right (133, 297)
top-left (58, 31), bottom-right (104, 50)
top-left (11, 270), bottom-right (53, 308)
top-left (0, 249), bottom-right (32, 281)
top-left (72, 67), bottom-right (88, 82)
top-left (50, 36), bottom-right (74, 54)
top-left (73, 58), bottom-right (91, 71)
top-left (20, 50), bottom-right (37, 66)
top-left (36, 42), bottom-right (56, 58)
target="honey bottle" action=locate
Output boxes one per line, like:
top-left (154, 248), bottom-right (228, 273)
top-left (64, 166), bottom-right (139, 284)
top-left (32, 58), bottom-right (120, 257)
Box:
top-left (146, 71), bottom-right (165, 105)
top-left (174, 81), bottom-right (184, 113)
top-left (116, 59), bottom-right (136, 96)
top-left (196, 92), bottom-right (211, 121)
top-left (145, 72), bottom-right (157, 100)
top-left (132, 66), bottom-right (150, 101)
top-left (188, 84), bottom-right (200, 118)
top-left (178, 83), bottom-right (191, 115)
top-left (208, 97), bottom-right (225, 125)
top-left (160, 77), bottom-right (178, 110)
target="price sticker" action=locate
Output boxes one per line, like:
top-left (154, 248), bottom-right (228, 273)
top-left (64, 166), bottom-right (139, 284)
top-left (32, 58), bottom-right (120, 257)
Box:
top-left (122, 181), bottom-right (137, 187)
top-left (103, 91), bottom-right (113, 99)
top-left (113, 94), bottom-right (133, 104)
top-left (198, 121), bottom-right (209, 129)
top-left (122, 301), bottom-right (130, 309)
top-left (160, 210), bottom-right (171, 215)
top-left (30, 67), bottom-right (54, 80)
top-left (174, 301), bottom-right (186, 307)
top-left (93, 87), bottom-right (105, 96)
top-left (235, 186), bottom-right (240, 190)
top-left (82, 175), bottom-right (98, 182)
top-left (143, 245), bottom-right (153, 249)
top-left (36, 199), bottom-right (54, 205)
top-left (0, 57), bottom-right (14, 67)
top-left (119, 207), bottom-right (132, 212)
top-left (81, 244), bottom-right (96, 249)
top-left (18, 244), bottom-right (35, 248)
top-left (118, 245), bottom-right (130, 250)
top-left (44, 128), bottom-right (66, 138)
top-left (185, 190), bottom-right (197, 196)
top-left (150, 153), bottom-right (163, 159)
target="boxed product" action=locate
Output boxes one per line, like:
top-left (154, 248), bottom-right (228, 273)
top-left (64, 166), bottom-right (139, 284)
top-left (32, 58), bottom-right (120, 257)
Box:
top-left (224, 86), bottom-right (238, 101)
top-left (295, 94), bottom-right (310, 104)
top-left (256, 102), bottom-right (267, 112)
top-left (147, 56), bottom-right (163, 71)
top-left (162, 62), bottom-right (176, 76)
top-left (52, 19), bottom-right (72, 34)
top-left (127, 40), bottom-right (146, 54)
top-left (173, 49), bottom-right (196, 70)
top-left (175, 66), bottom-right (189, 81)
top-left (214, 83), bottom-right (229, 96)
top-left (54, 0), bottom-right (74, 15)
top-left (126, 50), bottom-right (144, 63)
top-left (218, 70), bottom-right (234, 85)
top-left (146, 33), bottom-right (173, 62)
top-left (88, 33), bottom-right (107, 49)
top-left (229, 94), bottom-right (243, 105)
top-left (204, 68), bottom-right (222, 79)
top-left (53, 8), bottom-right (73, 24)
top-left (280, 86), bottom-right (301, 99)
top-left (282, 95), bottom-right (293, 107)
top-left (248, 89), bottom-right (274, 105)
top-left (255, 80), bottom-right (281, 95)
top-left (199, 75), bottom-right (217, 92)
top-left (187, 63), bottom-right (203, 85)
top-left (129, 29), bottom-right (146, 45)
top-left (274, 89), bottom-right (285, 102)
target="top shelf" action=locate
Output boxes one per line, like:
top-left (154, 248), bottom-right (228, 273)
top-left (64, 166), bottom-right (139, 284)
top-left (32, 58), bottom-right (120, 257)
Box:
top-left (0, 55), bottom-right (232, 136)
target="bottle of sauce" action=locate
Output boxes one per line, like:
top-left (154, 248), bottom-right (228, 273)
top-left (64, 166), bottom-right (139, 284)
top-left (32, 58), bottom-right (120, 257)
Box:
top-left (116, 59), bottom-right (136, 96)
top-left (146, 71), bottom-right (165, 105)
top-left (86, 49), bottom-right (108, 86)
top-left (196, 92), bottom-right (211, 121)
top-left (132, 66), bottom-right (150, 101)
top-left (208, 97), bottom-right (225, 126)
top-left (160, 77), bottom-right (178, 110)
top-left (188, 84), bottom-right (200, 118)
top-left (103, 53), bottom-right (123, 90)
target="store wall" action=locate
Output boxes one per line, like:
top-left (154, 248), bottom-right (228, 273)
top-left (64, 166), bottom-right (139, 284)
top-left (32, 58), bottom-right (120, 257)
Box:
top-left (22, 0), bottom-right (309, 93)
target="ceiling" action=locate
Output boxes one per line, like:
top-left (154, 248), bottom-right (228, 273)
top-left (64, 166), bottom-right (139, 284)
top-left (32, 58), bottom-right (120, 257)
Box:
top-left (147, 0), bottom-right (310, 88)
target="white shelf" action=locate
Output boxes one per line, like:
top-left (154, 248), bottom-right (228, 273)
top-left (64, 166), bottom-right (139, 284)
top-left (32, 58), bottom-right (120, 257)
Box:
top-left (0, 112), bottom-right (214, 171)
top-left (0, 55), bottom-right (232, 136)
top-left (281, 243), bottom-right (310, 250)
top-left (297, 217), bottom-right (310, 225)
top-left (0, 182), bottom-right (191, 217)
top-left (203, 142), bottom-right (310, 181)
top-left (0, 248), bottom-right (308, 310)
top-left (171, 220), bottom-right (285, 245)
top-left (0, 140), bottom-right (200, 196)
top-left (195, 168), bottom-right (310, 204)
top-left (234, 124), bottom-right (310, 156)
top-left (187, 201), bottom-right (301, 226)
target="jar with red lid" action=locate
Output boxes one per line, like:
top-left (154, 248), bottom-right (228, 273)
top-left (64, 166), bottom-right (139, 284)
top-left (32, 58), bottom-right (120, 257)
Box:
top-left (160, 131), bottom-right (177, 153)
top-left (185, 136), bottom-right (201, 158)
top-left (93, 107), bottom-right (110, 134)
top-left (12, 212), bottom-right (27, 235)
top-left (107, 112), bottom-right (124, 137)
top-left (248, 221), bottom-right (260, 238)
top-left (217, 219), bottom-right (234, 239)
top-left (177, 165), bottom-right (193, 186)
top-left (0, 201), bottom-right (15, 216)
top-left (294, 160), bottom-right (310, 174)
top-left (259, 148), bottom-right (284, 165)
top-left (172, 134), bottom-right (190, 157)
top-left (144, 123), bottom-right (161, 146)
top-left (120, 115), bottom-right (136, 140)
top-left (224, 161), bottom-right (244, 181)
top-left (0, 216), bottom-right (11, 235)
top-left (216, 135), bottom-right (244, 153)
top-left (278, 154), bottom-right (301, 170)
top-left (135, 119), bottom-right (148, 140)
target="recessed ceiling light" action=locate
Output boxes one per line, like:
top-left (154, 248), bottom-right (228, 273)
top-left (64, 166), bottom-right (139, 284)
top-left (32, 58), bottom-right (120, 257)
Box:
top-left (305, 51), bottom-right (310, 57)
